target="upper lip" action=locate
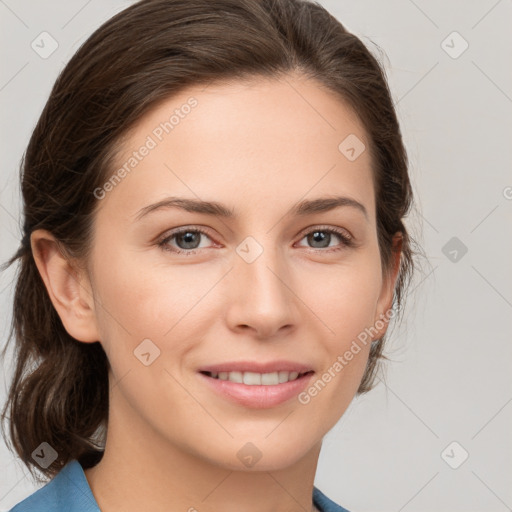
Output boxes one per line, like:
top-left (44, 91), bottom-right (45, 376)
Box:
top-left (198, 360), bottom-right (314, 374)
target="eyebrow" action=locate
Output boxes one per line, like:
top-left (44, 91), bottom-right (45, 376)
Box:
top-left (134, 195), bottom-right (369, 222)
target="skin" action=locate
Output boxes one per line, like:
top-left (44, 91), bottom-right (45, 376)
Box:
top-left (31, 72), bottom-right (401, 512)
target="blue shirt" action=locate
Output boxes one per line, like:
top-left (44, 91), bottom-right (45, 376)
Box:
top-left (9, 459), bottom-right (351, 511)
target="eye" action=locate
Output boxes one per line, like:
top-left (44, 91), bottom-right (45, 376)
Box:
top-left (157, 227), bottom-right (216, 255)
top-left (157, 225), bottom-right (355, 256)
top-left (295, 226), bottom-right (354, 252)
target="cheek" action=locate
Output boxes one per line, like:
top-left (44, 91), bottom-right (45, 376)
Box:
top-left (298, 266), bottom-right (378, 417)
top-left (300, 257), bottom-right (382, 341)
top-left (90, 250), bottom-right (216, 354)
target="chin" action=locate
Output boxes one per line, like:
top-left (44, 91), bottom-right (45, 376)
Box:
top-left (197, 435), bottom-right (320, 472)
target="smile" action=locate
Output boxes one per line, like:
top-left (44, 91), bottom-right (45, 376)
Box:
top-left (197, 362), bottom-right (315, 408)
top-left (201, 370), bottom-right (311, 385)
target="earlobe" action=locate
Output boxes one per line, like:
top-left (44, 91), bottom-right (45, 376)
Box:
top-left (30, 229), bottom-right (100, 343)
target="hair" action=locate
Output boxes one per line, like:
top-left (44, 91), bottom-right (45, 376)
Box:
top-left (1, 0), bottom-right (421, 482)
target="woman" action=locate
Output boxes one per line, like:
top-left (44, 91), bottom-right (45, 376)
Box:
top-left (1, 0), bottom-right (418, 510)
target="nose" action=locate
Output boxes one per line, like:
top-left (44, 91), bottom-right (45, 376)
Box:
top-left (225, 240), bottom-right (299, 340)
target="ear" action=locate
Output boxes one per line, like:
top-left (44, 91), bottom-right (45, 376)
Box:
top-left (372, 232), bottom-right (403, 340)
top-left (30, 229), bottom-right (100, 343)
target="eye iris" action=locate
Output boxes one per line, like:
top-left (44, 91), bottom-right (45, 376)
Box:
top-left (308, 231), bottom-right (330, 248)
top-left (169, 229), bottom-right (343, 252)
top-left (177, 231), bottom-right (201, 249)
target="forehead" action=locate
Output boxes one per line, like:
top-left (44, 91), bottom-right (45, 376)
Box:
top-left (101, 73), bottom-right (375, 222)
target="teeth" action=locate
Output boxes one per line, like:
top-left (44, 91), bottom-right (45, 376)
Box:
top-left (243, 371), bottom-right (261, 385)
top-left (261, 372), bottom-right (279, 385)
top-left (278, 371), bottom-right (289, 383)
top-left (228, 371), bottom-right (243, 383)
top-left (210, 370), bottom-right (304, 385)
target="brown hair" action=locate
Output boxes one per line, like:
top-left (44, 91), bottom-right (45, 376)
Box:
top-left (1, 0), bottom-right (420, 481)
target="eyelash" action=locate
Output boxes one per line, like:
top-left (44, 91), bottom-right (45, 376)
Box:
top-left (157, 225), bottom-right (354, 256)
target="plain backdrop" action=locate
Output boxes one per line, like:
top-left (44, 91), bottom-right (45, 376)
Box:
top-left (1, 1), bottom-right (511, 511)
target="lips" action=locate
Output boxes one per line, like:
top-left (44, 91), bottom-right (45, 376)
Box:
top-left (202, 370), bottom-right (310, 385)
top-left (198, 360), bottom-right (313, 374)
top-left (197, 360), bottom-right (315, 408)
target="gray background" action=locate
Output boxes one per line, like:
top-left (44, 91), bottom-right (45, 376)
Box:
top-left (1, 1), bottom-right (511, 511)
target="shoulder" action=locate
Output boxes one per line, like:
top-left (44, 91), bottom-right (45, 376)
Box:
top-left (9, 460), bottom-right (100, 512)
top-left (313, 486), bottom-right (353, 512)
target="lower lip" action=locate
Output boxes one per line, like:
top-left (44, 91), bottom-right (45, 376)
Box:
top-left (198, 372), bottom-right (314, 409)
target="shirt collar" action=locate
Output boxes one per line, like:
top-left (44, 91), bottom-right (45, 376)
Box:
top-left (40, 459), bottom-right (100, 511)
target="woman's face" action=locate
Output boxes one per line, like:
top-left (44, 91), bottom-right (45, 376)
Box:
top-left (82, 73), bottom-right (398, 470)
